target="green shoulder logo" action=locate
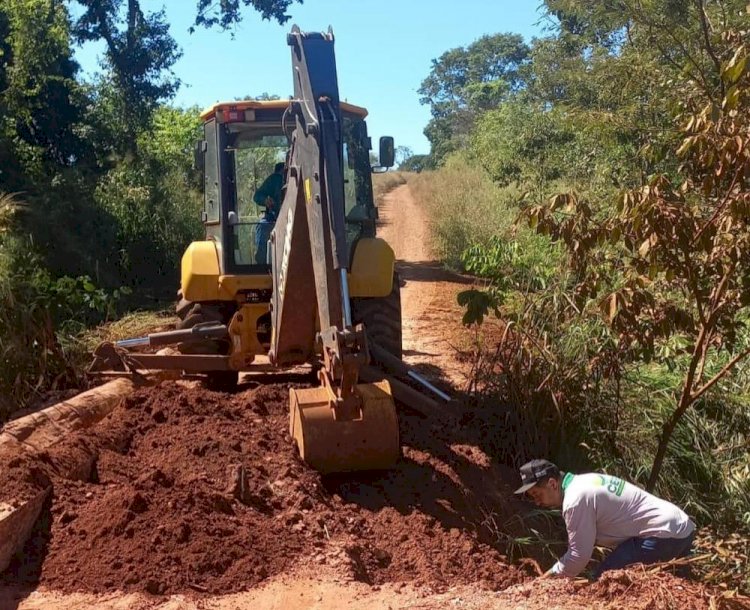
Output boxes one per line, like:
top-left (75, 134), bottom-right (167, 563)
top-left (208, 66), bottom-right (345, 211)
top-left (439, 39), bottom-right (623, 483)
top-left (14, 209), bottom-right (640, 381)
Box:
top-left (606, 476), bottom-right (625, 496)
top-left (592, 475), bottom-right (625, 496)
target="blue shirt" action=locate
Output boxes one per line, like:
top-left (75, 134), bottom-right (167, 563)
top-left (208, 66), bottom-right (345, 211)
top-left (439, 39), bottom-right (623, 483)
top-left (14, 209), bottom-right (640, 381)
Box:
top-left (253, 172), bottom-right (283, 220)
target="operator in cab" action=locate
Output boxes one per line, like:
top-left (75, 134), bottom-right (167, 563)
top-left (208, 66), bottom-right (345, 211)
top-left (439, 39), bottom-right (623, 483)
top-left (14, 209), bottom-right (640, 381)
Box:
top-left (253, 161), bottom-right (286, 264)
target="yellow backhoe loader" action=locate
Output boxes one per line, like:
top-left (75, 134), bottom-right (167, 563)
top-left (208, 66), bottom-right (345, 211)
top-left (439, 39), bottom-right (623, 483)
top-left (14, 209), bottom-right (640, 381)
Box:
top-left (91, 25), bottom-right (448, 474)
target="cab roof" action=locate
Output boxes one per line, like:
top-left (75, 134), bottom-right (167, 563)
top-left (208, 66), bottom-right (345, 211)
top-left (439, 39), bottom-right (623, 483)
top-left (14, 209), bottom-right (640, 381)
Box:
top-left (200, 99), bottom-right (368, 121)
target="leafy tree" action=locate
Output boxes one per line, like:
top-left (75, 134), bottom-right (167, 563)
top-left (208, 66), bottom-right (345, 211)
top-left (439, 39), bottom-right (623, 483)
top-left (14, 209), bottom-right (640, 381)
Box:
top-left (398, 154), bottom-right (433, 173)
top-left (0, 0), bottom-right (120, 282)
top-left (0, 0), bottom-right (90, 190)
top-left (423, 115), bottom-right (457, 165)
top-left (138, 106), bottom-right (200, 162)
top-left (526, 38), bottom-right (750, 490)
top-left (470, 102), bottom-right (575, 192)
top-left (94, 104), bottom-right (203, 292)
top-left (192, 0), bottom-right (303, 30)
top-left (543, 0), bottom-right (747, 102)
top-left (420, 33), bottom-right (530, 111)
top-left (419, 33), bottom-right (531, 163)
top-left (72, 0), bottom-right (182, 156)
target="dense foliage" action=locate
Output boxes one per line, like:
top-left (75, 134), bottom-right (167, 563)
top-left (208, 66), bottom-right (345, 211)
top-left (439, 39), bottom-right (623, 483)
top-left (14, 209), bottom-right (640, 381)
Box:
top-left (0, 0), bottom-right (288, 417)
top-left (412, 0), bottom-right (750, 562)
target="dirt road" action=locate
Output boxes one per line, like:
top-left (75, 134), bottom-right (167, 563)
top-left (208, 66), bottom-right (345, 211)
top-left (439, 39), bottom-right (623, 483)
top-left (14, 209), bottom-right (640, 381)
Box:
top-left (1, 183), bottom-right (744, 610)
top-left (376, 183), bottom-right (475, 389)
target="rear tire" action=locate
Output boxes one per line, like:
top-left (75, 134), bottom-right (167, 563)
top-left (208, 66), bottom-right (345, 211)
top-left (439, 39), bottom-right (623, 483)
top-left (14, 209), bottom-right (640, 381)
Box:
top-left (352, 272), bottom-right (403, 359)
top-left (175, 304), bottom-right (226, 354)
top-left (176, 304), bottom-right (238, 392)
top-left (175, 290), bottom-right (192, 321)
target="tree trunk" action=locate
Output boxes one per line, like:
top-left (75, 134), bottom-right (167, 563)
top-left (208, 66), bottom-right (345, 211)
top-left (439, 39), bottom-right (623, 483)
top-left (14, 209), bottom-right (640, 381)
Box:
top-left (647, 398), bottom-right (691, 491)
top-left (647, 326), bottom-right (705, 491)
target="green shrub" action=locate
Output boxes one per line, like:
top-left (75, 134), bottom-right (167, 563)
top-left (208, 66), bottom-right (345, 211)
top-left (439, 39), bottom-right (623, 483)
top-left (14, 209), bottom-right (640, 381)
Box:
top-left (94, 156), bottom-right (202, 296)
top-left (0, 233), bottom-right (127, 420)
top-left (408, 154), bottom-right (750, 544)
top-left (469, 101), bottom-right (642, 203)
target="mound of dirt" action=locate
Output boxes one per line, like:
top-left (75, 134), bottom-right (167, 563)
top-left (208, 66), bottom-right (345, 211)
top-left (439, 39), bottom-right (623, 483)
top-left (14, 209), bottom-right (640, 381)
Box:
top-left (4, 379), bottom-right (536, 596)
top-left (0, 450), bottom-right (51, 507)
top-left (6, 379), bottom-right (738, 609)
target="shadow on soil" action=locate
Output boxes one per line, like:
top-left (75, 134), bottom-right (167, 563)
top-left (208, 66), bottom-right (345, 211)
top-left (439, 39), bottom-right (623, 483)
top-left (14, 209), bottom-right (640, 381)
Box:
top-left (239, 370), bottom-right (319, 390)
top-left (397, 260), bottom-right (475, 285)
top-left (403, 348), bottom-right (438, 358)
top-left (405, 361), bottom-right (457, 391)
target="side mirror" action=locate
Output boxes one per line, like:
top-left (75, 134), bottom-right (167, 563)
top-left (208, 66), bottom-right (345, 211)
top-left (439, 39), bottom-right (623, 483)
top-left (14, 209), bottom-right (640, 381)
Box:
top-left (379, 136), bottom-right (395, 168)
top-left (194, 140), bottom-right (206, 171)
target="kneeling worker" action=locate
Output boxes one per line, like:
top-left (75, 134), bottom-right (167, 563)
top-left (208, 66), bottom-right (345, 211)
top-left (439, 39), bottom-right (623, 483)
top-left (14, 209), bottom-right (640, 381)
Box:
top-left (515, 459), bottom-right (695, 578)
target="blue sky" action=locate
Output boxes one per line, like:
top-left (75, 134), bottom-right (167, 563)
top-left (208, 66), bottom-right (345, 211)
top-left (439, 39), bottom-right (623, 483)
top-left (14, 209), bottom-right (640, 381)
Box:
top-left (73, 1), bottom-right (547, 155)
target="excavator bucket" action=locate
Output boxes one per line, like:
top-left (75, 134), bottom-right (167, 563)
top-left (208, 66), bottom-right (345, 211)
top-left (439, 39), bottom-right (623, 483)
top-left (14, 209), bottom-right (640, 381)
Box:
top-left (289, 380), bottom-right (399, 474)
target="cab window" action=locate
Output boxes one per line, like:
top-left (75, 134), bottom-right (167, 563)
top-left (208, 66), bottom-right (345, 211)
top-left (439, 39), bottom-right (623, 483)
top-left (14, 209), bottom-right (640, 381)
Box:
top-left (230, 135), bottom-right (287, 267)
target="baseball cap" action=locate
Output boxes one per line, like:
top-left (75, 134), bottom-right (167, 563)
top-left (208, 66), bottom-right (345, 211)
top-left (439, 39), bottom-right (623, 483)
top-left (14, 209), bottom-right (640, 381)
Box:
top-left (514, 459), bottom-right (560, 494)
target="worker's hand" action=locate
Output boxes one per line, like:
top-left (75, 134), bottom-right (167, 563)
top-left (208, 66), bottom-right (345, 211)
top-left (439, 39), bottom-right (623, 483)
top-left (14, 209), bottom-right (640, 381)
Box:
top-left (265, 196), bottom-right (275, 210)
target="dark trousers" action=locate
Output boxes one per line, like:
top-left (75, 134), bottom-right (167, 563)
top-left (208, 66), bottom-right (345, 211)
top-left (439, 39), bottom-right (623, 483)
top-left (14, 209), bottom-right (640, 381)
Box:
top-left (255, 217), bottom-right (275, 265)
top-left (593, 531), bottom-right (695, 579)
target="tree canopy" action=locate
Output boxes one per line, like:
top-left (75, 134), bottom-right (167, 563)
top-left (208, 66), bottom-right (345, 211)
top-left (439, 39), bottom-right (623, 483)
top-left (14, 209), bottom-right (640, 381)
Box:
top-left (418, 33), bottom-right (530, 162)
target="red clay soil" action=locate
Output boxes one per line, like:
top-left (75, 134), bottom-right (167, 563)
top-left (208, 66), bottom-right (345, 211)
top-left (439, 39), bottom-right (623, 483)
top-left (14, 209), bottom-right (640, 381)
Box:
top-left (2, 378), bottom-right (541, 596)
top-left (4, 380), bottom-right (746, 610)
top-left (494, 571), bottom-right (750, 610)
top-left (0, 450), bottom-right (51, 507)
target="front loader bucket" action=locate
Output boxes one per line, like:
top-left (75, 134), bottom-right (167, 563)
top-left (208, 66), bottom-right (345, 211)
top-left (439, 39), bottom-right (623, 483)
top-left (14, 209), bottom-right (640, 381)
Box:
top-left (289, 380), bottom-right (399, 474)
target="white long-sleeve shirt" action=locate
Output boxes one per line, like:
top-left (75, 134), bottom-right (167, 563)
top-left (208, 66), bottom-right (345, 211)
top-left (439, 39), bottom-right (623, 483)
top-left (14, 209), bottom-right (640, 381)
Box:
top-left (551, 472), bottom-right (695, 577)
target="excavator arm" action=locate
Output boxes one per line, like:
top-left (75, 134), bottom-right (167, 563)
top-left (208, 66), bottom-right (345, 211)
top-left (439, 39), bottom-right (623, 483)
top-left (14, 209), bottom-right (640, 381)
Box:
top-left (269, 26), bottom-right (399, 472)
top-left (269, 27), bottom-right (358, 365)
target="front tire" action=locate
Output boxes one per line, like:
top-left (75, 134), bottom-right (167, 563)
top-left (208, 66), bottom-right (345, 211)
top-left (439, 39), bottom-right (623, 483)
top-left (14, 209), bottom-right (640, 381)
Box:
top-left (352, 272), bottom-right (403, 359)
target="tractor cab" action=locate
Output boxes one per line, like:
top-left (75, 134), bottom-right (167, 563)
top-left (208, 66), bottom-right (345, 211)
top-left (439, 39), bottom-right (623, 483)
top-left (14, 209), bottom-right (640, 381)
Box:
top-left (196, 99), bottom-right (394, 277)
